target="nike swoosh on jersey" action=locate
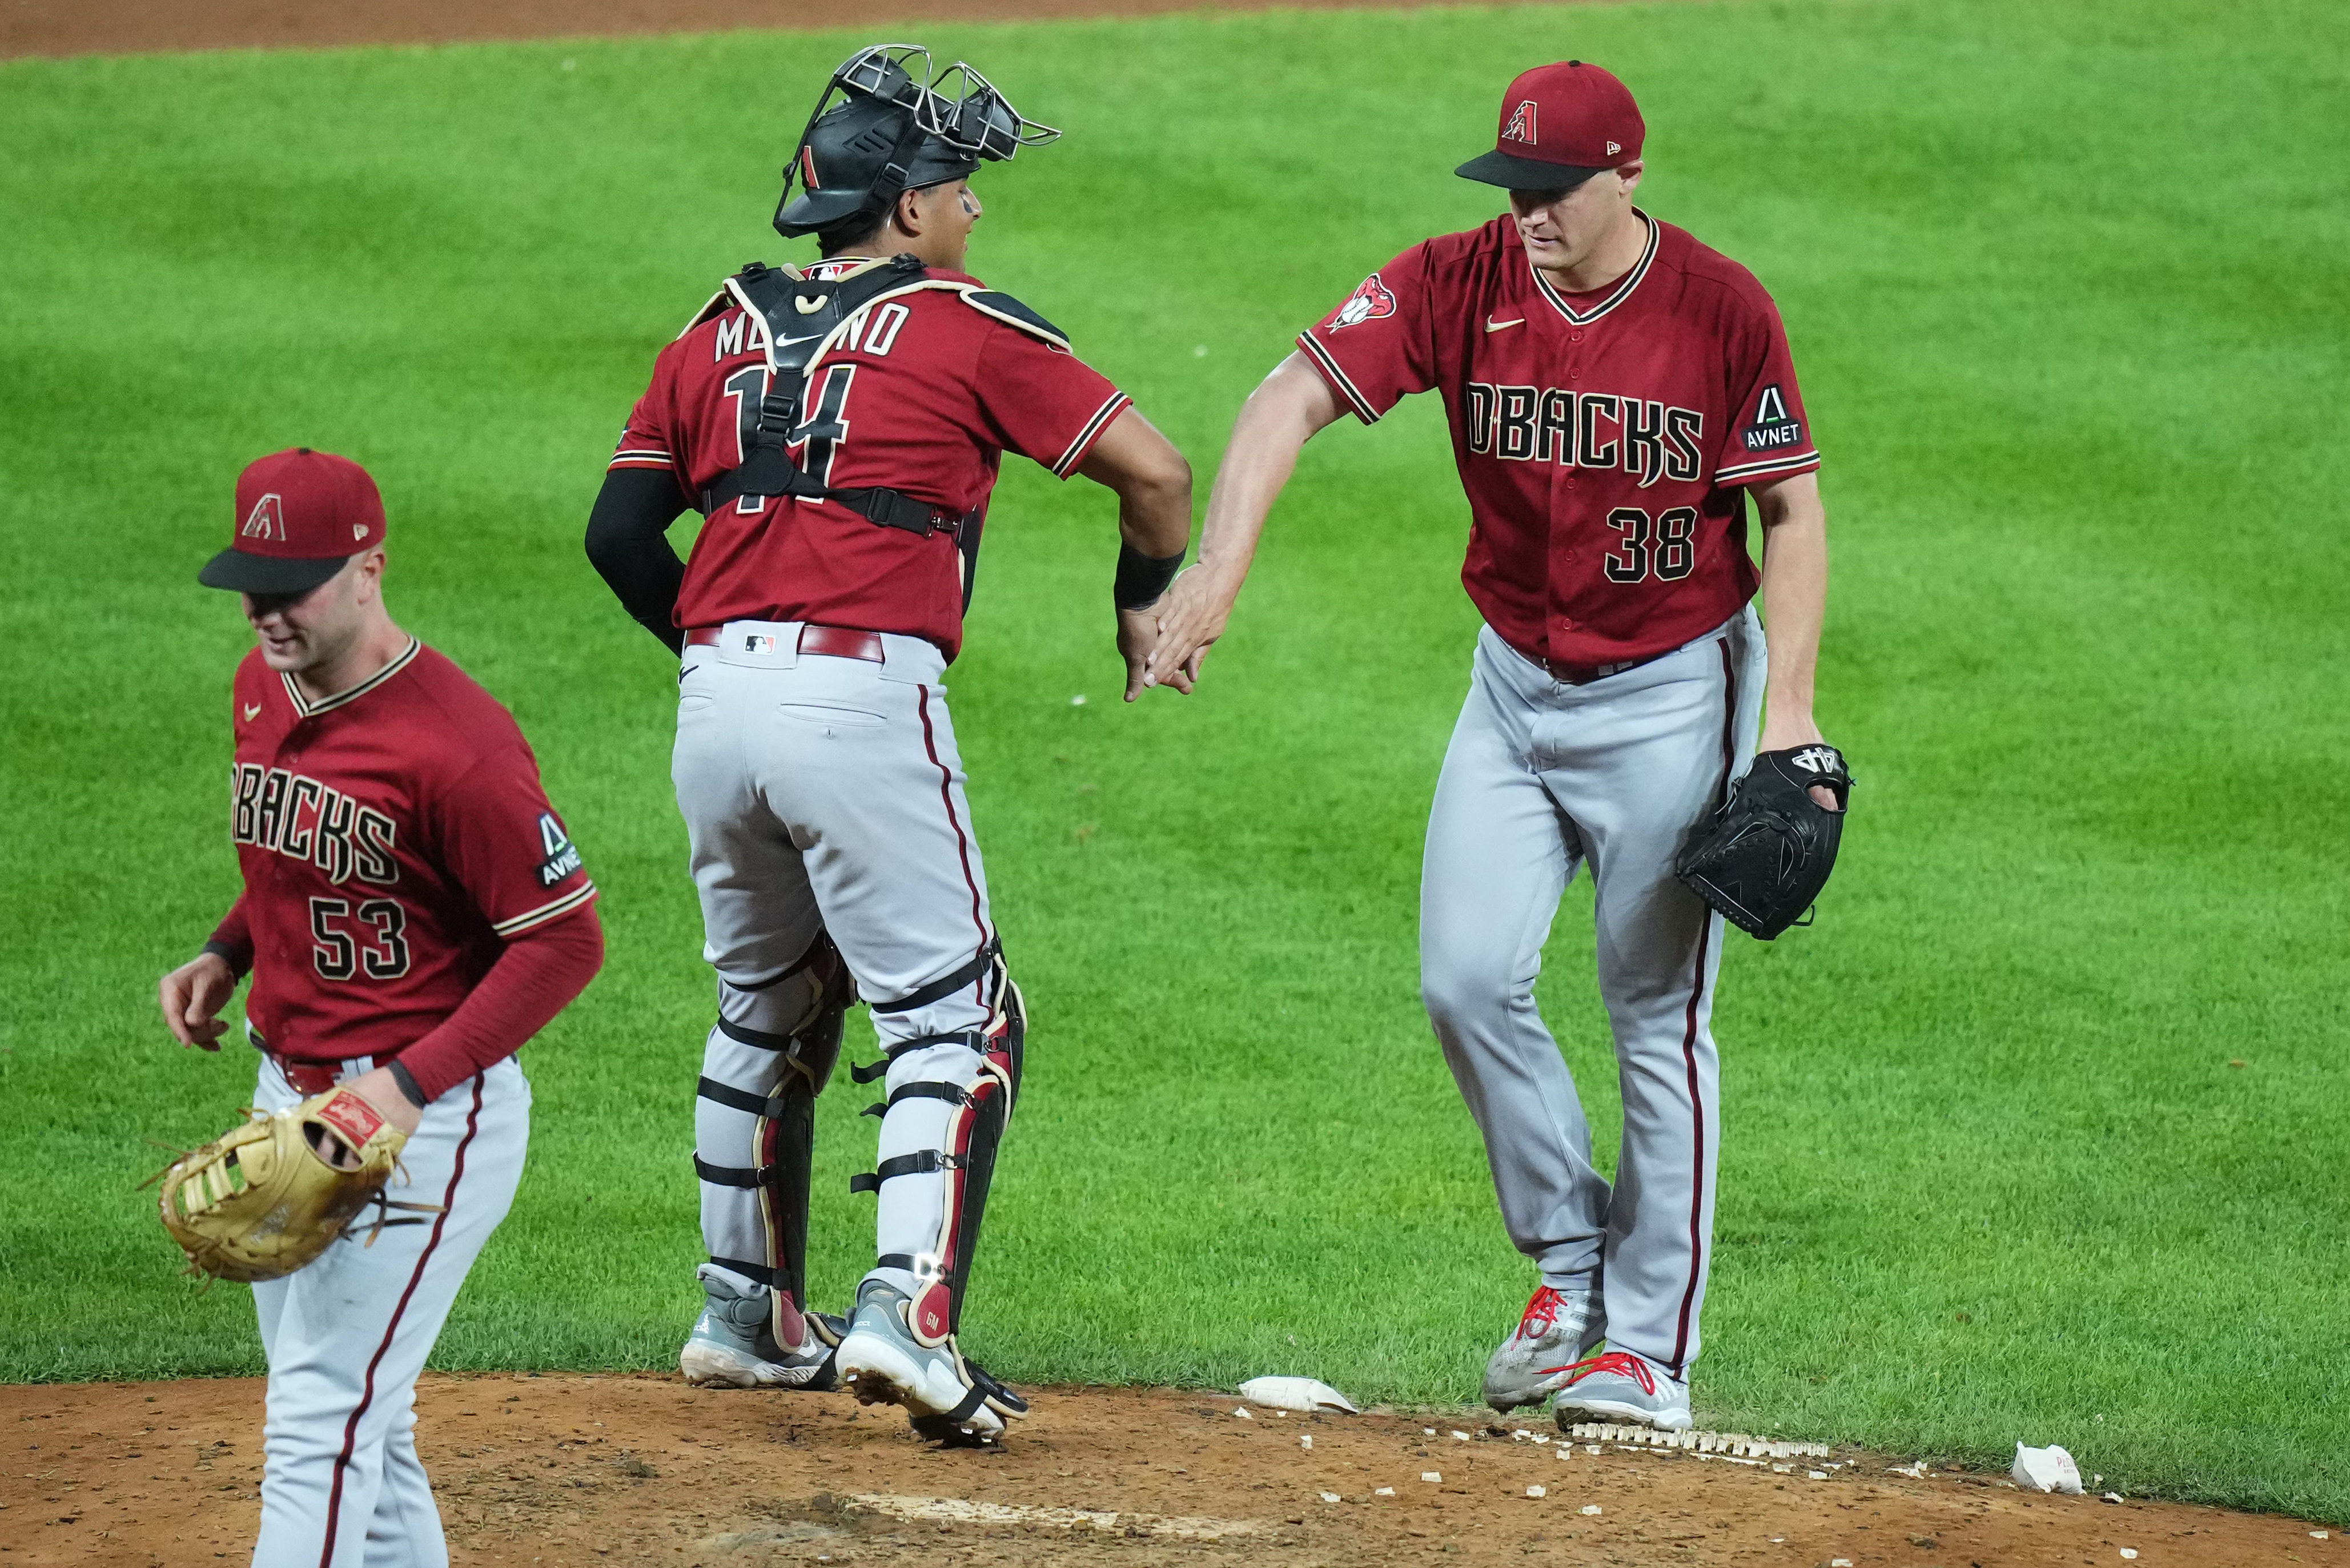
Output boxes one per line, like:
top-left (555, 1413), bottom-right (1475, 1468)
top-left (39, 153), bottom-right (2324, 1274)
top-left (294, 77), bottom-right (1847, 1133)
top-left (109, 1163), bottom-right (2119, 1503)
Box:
top-left (242, 703), bottom-right (262, 721)
top-left (1485, 316), bottom-right (1527, 333)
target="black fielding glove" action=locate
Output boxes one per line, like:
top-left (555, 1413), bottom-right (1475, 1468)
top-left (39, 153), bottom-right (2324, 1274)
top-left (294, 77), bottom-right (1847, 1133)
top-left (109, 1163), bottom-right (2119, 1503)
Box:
top-left (1674, 745), bottom-right (1853, 940)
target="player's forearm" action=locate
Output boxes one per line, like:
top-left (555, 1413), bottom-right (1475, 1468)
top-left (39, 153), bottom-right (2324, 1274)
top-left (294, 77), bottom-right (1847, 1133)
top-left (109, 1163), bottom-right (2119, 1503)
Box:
top-left (392, 907), bottom-right (604, 1103)
top-left (584, 469), bottom-right (691, 654)
top-left (202, 893), bottom-right (254, 980)
top-left (1755, 473), bottom-right (1829, 727)
top-left (1194, 359), bottom-right (1336, 597)
top-left (1078, 408), bottom-right (1193, 560)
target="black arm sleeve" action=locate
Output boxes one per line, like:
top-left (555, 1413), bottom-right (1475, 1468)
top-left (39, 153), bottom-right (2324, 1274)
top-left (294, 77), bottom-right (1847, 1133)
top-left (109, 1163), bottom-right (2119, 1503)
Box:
top-left (585, 468), bottom-right (692, 655)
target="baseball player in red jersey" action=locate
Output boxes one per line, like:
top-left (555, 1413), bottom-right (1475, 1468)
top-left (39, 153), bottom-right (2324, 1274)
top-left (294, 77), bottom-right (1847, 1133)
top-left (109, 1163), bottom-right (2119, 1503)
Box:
top-left (156, 448), bottom-right (604, 1565)
top-left (585, 47), bottom-right (1192, 1441)
top-left (1147, 62), bottom-right (1843, 1430)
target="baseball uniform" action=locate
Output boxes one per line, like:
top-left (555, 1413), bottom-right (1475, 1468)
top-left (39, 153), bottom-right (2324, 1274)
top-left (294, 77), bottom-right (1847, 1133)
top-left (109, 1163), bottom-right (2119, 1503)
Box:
top-left (1297, 200), bottom-right (1818, 1384)
top-left (600, 252), bottom-right (1129, 1410)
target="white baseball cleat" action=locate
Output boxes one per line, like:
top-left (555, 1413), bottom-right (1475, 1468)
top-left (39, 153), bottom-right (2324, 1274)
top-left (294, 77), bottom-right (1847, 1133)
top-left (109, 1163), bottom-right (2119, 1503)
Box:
top-left (1484, 1284), bottom-right (1608, 1410)
top-left (1550, 1349), bottom-right (1693, 1430)
top-left (678, 1267), bottom-right (843, 1390)
top-left (834, 1280), bottom-right (1027, 1441)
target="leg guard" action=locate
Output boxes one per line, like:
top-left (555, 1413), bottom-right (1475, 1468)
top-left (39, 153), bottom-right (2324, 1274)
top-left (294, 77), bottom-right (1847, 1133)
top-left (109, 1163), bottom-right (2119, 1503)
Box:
top-left (694, 932), bottom-right (854, 1352)
top-left (853, 948), bottom-right (1025, 1348)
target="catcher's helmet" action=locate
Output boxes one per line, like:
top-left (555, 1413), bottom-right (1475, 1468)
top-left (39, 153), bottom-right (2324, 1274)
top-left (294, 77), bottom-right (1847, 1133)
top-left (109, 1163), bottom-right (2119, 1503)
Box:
top-left (776, 45), bottom-right (1059, 240)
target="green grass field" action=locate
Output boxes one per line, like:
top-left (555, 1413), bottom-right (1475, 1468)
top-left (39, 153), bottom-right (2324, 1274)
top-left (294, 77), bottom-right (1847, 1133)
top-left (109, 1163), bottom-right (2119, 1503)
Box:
top-left (2, 0), bottom-right (2345, 1523)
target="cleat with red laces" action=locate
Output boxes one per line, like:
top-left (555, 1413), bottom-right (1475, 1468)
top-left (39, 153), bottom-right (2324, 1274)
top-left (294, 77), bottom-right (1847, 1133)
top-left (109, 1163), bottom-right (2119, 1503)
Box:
top-left (1483, 1284), bottom-right (1607, 1411)
top-left (1550, 1349), bottom-right (1692, 1430)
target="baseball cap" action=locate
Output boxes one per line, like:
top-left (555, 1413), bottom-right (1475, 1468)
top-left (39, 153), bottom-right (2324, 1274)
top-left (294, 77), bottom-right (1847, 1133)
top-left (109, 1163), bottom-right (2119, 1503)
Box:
top-left (198, 448), bottom-right (385, 595)
top-left (1456, 61), bottom-right (1645, 191)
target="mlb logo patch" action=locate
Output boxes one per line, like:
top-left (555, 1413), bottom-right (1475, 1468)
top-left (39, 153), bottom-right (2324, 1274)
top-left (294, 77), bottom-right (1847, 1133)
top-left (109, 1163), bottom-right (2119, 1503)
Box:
top-left (743, 633), bottom-right (778, 656)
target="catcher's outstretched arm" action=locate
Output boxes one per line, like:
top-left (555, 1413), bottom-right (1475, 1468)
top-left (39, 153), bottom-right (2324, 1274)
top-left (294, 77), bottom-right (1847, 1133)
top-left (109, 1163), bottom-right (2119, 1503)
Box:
top-left (1753, 470), bottom-right (1839, 809)
top-left (1143, 352), bottom-right (1341, 690)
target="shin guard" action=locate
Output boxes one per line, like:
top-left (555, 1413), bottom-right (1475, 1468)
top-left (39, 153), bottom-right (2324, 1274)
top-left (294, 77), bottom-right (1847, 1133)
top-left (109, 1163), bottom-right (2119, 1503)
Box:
top-left (855, 952), bottom-right (1026, 1349)
top-left (695, 933), bottom-right (854, 1350)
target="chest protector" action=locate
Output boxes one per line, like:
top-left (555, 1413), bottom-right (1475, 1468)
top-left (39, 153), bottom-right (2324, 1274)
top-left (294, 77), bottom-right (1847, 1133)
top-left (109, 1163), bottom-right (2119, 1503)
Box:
top-left (686, 254), bottom-right (1074, 548)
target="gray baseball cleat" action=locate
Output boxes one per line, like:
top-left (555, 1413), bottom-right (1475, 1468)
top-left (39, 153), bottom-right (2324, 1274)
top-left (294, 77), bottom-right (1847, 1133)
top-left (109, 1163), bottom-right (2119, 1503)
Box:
top-left (1550, 1348), bottom-right (1693, 1430)
top-left (833, 1279), bottom-right (1028, 1442)
top-left (1483, 1284), bottom-right (1608, 1410)
top-left (678, 1265), bottom-right (845, 1390)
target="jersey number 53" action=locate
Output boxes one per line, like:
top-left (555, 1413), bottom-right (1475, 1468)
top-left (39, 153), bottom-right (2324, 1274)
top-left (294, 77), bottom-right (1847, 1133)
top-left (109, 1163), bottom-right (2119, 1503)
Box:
top-left (309, 896), bottom-right (411, 980)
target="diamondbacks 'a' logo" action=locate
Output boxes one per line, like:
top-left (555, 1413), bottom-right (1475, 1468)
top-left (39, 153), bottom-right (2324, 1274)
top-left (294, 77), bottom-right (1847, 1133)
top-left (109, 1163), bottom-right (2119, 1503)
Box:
top-left (1331, 272), bottom-right (1397, 331)
top-left (1502, 100), bottom-right (1538, 144)
top-left (1756, 385), bottom-right (1790, 424)
top-left (242, 493), bottom-right (287, 541)
top-left (1789, 745), bottom-right (1842, 775)
top-left (535, 812), bottom-right (584, 888)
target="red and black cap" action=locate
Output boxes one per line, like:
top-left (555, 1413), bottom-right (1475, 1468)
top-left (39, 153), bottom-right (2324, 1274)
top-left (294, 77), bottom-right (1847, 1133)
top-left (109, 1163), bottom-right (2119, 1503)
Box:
top-left (198, 448), bottom-right (385, 595)
top-left (1456, 61), bottom-right (1645, 191)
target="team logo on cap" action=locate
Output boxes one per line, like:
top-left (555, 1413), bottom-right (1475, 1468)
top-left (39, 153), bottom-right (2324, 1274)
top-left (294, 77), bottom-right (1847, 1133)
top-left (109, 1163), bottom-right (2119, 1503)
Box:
top-left (1330, 272), bottom-right (1397, 331)
top-left (1503, 100), bottom-right (1538, 144)
top-left (241, 493), bottom-right (287, 541)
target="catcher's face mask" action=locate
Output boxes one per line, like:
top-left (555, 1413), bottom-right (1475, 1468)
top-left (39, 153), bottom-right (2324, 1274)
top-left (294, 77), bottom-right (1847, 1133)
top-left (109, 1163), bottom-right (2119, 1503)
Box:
top-left (774, 45), bottom-right (1059, 240)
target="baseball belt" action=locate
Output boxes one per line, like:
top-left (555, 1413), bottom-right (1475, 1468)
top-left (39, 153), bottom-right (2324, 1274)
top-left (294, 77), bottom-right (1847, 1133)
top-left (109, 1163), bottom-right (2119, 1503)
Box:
top-left (683, 624), bottom-right (886, 662)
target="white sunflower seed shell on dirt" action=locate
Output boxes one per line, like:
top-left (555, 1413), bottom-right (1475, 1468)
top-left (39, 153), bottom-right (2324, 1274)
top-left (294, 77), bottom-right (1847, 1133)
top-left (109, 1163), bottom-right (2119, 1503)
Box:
top-left (2011, 1442), bottom-right (2086, 1495)
top-left (1236, 1377), bottom-right (1358, 1414)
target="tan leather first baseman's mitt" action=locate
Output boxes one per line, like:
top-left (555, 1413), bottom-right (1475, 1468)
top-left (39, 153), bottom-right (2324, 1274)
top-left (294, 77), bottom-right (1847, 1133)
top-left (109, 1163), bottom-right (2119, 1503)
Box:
top-left (155, 1088), bottom-right (434, 1282)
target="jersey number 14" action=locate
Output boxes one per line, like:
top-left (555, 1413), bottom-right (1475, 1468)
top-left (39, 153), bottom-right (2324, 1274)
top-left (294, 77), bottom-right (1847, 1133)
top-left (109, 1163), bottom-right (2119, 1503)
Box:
top-left (722, 364), bottom-right (857, 509)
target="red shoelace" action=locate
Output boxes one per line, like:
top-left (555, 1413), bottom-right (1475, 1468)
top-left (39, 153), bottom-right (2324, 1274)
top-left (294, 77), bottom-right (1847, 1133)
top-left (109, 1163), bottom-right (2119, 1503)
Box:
top-left (1515, 1285), bottom-right (1570, 1339)
top-left (1543, 1349), bottom-right (1657, 1393)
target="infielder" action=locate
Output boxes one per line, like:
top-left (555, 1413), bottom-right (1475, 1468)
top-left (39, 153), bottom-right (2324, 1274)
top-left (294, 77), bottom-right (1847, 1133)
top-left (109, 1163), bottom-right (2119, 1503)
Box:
top-left (1147, 62), bottom-right (1841, 1429)
top-left (157, 447), bottom-right (604, 1564)
top-left (585, 46), bottom-right (1192, 1440)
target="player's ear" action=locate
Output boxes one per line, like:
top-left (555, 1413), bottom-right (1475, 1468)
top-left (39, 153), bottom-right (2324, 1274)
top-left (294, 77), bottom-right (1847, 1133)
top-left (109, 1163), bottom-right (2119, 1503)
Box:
top-left (1616, 160), bottom-right (1645, 194)
top-left (893, 186), bottom-right (925, 240)
top-left (351, 546), bottom-right (387, 606)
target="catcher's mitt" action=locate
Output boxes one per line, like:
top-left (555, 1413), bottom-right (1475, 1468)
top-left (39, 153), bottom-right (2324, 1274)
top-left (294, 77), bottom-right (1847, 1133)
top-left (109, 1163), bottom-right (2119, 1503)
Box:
top-left (154, 1088), bottom-right (432, 1282)
top-left (1674, 744), bottom-right (1854, 940)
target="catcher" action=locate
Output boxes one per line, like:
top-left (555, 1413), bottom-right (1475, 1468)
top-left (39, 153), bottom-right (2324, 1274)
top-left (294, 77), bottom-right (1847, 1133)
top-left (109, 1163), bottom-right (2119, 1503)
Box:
top-left (155, 447), bottom-right (603, 1567)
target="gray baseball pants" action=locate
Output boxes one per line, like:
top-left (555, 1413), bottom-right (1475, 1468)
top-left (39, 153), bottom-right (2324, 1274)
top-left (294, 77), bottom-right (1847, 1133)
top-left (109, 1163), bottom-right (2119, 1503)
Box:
top-left (1421, 609), bottom-right (1765, 1380)
top-left (673, 624), bottom-right (1002, 1308)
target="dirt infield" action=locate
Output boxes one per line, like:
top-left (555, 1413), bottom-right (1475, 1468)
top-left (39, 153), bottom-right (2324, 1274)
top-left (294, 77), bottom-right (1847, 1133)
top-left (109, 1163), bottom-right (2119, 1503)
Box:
top-left (2, 1374), bottom-right (2327, 1566)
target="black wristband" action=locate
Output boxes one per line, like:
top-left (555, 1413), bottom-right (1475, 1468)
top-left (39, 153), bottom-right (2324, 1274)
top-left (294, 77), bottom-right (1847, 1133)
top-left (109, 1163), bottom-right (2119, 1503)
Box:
top-left (387, 1059), bottom-right (428, 1109)
top-left (198, 940), bottom-right (251, 982)
top-left (1113, 542), bottom-right (1186, 610)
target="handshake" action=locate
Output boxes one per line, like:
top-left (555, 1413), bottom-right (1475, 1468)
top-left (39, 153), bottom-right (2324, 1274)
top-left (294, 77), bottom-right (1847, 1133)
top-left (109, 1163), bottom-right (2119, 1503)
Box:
top-left (1113, 559), bottom-right (1235, 703)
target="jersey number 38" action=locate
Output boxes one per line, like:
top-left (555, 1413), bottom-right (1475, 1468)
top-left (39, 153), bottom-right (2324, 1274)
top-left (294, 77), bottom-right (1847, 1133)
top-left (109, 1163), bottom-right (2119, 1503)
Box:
top-left (1603, 505), bottom-right (1697, 584)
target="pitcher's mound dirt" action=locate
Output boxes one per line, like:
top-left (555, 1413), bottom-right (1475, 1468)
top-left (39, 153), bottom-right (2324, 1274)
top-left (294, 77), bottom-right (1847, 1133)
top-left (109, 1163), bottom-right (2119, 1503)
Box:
top-left (0, 1375), bottom-right (2325, 1566)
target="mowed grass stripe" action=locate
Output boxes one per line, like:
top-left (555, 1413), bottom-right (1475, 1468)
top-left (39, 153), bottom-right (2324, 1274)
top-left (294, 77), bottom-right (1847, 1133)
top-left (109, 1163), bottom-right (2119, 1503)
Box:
top-left (0, 0), bottom-right (2344, 1522)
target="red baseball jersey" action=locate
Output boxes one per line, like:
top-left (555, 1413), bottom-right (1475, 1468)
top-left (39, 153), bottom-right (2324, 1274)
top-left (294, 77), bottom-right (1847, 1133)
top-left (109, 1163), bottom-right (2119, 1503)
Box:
top-left (609, 260), bottom-right (1131, 662)
top-left (223, 640), bottom-right (597, 1063)
top-left (1296, 212), bottom-right (1820, 667)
